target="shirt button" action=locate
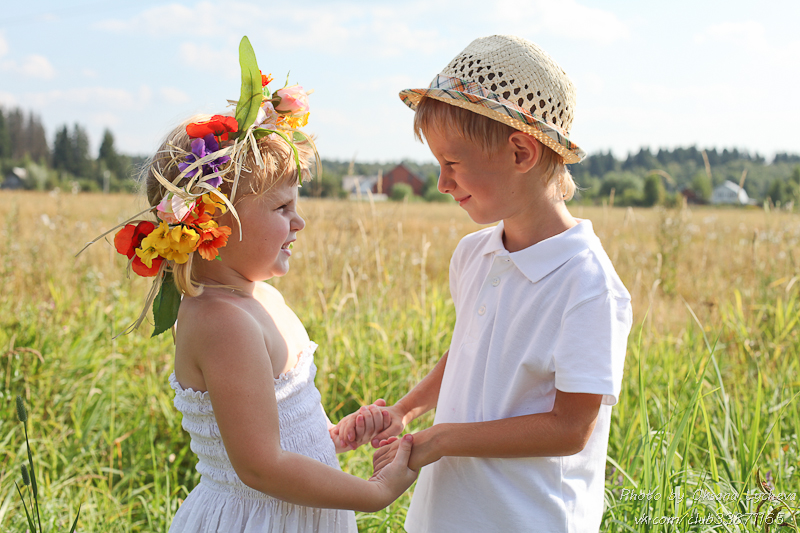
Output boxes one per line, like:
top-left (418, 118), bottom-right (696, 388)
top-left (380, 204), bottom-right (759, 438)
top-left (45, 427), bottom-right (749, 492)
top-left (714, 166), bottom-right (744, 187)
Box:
top-left (491, 277), bottom-right (500, 286)
top-left (478, 305), bottom-right (486, 315)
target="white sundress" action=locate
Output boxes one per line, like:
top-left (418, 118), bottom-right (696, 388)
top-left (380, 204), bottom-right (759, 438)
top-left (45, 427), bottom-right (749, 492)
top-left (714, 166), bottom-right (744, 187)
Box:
top-left (168, 342), bottom-right (358, 533)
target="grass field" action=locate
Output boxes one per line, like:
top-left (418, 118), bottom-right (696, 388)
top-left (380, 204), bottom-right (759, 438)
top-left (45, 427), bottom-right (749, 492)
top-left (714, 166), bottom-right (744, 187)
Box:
top-left (1, 190), bottom-right (799, 531)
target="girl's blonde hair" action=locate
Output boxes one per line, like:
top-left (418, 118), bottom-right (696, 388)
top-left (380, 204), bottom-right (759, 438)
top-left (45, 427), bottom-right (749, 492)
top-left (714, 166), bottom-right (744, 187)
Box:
top-left (141, 114), bottom-right (315, 297)
top-left (413, 97), bottom-right (576, 200)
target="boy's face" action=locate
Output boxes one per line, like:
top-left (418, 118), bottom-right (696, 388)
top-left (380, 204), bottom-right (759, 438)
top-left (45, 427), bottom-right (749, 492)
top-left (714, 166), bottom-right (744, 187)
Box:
top-left (425, 126), bottom-right (521, 225)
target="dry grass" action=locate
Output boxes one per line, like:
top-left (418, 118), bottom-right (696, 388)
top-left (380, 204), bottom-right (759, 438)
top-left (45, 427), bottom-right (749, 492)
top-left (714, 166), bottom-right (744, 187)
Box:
top-left (1, 191), bottom-right (799, 531)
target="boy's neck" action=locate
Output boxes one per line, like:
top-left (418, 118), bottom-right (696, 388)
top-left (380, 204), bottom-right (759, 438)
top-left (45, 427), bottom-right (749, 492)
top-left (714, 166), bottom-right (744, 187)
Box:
top-left (501, 198), bottom-right (577, 253)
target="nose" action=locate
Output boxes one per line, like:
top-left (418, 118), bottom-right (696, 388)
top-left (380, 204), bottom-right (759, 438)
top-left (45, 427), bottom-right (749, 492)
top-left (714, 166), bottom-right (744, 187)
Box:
top-left (437, 168), bottom-right (455, 194)
top-left (292, 211), bottom-right (306, 233)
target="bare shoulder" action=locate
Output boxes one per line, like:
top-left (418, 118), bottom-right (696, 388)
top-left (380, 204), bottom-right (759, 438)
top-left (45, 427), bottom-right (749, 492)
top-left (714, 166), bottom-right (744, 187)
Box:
top-left (175, 292), bottom-right (268, 388)
top-left (255, 281), bottom-right (285, 304)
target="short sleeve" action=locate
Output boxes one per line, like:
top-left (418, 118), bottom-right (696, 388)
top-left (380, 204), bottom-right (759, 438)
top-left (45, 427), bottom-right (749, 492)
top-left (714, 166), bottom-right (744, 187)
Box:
top-left (552, 290), bottom-right (632, 405)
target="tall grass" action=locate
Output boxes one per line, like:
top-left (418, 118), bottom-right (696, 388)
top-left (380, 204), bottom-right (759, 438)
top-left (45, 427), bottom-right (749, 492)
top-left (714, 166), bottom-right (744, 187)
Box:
top-left (1, 191), bottom-right (798, 531)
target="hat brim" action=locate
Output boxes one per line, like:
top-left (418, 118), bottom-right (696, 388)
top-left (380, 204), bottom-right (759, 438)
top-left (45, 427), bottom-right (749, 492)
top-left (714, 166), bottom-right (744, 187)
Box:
top-left (400, 84), bottom-right (585, 165)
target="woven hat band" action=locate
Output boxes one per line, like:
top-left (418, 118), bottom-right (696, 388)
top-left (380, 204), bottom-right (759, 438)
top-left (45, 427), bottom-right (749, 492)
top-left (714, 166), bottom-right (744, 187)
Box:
top-left (400, 74), bottom-right (585, 164)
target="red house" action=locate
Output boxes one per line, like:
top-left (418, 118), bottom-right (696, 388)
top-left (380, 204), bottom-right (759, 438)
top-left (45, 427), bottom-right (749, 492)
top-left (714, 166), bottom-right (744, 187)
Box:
top-left (372, 163), bottom-right (426, 196)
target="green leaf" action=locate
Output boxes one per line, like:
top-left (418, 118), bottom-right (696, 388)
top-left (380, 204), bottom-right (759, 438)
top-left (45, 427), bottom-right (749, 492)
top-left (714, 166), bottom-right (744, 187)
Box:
top-left (151, 271), bottom-right (181, 338)
top-left (69, 503), bottom-right (82, 533)
top-left (234, 36), bottom-right (263, 136)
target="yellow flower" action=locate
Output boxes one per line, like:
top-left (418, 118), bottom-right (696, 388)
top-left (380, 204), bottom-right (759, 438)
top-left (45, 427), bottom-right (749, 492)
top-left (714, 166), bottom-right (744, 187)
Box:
top-left (284, 112), bottom-right (309, 129)
top-left (143, 221), bottom-right (172, 253)
top-left (202, 192), bottom-right (227, 215)
top-left (162, 248), bottom-right (191, 264)
top-left (169, 225), bottom-right (200, 255)
top-left (135, 243), bottom-right (161, 268)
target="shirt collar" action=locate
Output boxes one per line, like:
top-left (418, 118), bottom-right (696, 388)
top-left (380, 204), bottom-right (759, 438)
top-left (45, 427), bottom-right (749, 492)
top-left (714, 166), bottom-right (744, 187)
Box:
top-left (480, 219), bottom-right (599, 283)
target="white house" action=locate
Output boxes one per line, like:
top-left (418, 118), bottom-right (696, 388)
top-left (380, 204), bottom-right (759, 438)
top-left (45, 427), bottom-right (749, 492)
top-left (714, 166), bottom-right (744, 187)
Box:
top-left (342, 175), bottom-right (378, 196)
top-left (711, 180), bottom-right (749, 205)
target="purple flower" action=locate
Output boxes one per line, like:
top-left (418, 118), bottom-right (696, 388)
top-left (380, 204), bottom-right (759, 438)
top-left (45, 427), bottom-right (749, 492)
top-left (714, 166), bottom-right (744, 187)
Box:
top-left (178, 134), bottom-right (230, 189)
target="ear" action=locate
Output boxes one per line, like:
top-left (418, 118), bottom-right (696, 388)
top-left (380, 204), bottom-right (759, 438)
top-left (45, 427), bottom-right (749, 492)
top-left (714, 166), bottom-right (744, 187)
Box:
top-left (508, 131), bottom-right (541, 173)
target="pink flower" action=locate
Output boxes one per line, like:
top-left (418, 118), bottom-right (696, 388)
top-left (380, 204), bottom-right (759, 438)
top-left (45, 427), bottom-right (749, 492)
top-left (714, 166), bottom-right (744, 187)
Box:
top-left (274, 85), bottom-right (310, 117)
top-left (255, 101), bottom-right (279, 129)
top-left (156, 193), bottom-right (196, 224)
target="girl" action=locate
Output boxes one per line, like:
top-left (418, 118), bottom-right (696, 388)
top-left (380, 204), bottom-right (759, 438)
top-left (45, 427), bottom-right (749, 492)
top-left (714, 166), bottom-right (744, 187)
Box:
top-left (100, 37), bottom-right (417, 532)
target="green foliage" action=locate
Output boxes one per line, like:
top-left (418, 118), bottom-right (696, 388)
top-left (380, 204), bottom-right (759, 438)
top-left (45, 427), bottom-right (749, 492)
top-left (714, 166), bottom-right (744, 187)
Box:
top-left (599, 172), bottom-right (643, 206)
top-left (691, 171), bottom-right (713, 202)
top-left (390, 183), bottom-right (414, 201)
top-left (13, 395), bottom-right (82, 532)
top-left (642, 173), bottom-right (666, 206)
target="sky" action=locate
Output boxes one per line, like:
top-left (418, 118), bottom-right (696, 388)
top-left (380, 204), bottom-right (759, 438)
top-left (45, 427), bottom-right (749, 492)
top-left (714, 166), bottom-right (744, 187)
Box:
top-left (1, 0), bottom-right (799, 164)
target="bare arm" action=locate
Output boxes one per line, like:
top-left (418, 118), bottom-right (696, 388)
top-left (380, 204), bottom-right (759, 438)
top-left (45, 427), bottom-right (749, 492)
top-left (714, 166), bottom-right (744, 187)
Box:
top-left (374, 389), bottom-right (602, 472)
top-left (182, 301), bottom-right (416, 512)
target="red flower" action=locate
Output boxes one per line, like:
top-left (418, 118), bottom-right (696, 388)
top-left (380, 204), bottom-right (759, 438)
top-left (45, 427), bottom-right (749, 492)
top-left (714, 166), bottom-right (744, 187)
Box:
top-left (114, 221), bottom-right (163, 277)
top-left (197, 225), bottom-right (232, 261)
top-left (132, 255), bottom-right (164, 277)
top-left (186, 115), bottom-right (239, 141)
top-left (114, 221), bottom-right (156, 259)
top-left (260, 71), bottom-right (273, 87)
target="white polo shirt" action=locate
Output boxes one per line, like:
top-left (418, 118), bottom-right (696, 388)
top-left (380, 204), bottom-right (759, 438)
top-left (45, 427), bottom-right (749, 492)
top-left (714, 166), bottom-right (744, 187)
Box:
top-left (405, 219), bottom-right (632, 533)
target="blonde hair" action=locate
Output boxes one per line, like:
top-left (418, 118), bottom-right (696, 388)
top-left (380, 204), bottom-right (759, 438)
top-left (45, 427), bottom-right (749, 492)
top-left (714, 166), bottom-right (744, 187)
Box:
top-left (413, 97), bottom-right (575, 200)
top-left (141, 114), bottom-right (315, 296)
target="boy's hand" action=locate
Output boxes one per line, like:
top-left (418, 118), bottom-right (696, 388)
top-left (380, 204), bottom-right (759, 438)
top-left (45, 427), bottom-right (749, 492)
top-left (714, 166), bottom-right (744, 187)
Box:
top-left (373, 427), bottom-right (441, 474)
top-left (331, 400), bottom-right (391, 452)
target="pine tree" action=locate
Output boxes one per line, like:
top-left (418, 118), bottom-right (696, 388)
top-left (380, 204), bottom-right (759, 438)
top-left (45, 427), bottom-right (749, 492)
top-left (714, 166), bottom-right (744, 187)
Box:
top-left (0, 109), bottom-right (10, 160)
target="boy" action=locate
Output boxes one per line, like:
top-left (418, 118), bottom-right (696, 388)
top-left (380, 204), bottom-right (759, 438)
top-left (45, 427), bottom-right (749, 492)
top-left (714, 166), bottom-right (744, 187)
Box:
top-left (349, 35), bottom-right (632, 532)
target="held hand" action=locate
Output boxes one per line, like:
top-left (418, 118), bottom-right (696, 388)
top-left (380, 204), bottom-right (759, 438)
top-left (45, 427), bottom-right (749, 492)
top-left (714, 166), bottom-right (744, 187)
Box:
top-left (373, 427), bottom-right (440, 473)
top-left (333, 400), bottom-right (391, 452)
top-left (370, 403), bottom-right (407, 448)
top-left (368, 434), bottom-right (417, 506)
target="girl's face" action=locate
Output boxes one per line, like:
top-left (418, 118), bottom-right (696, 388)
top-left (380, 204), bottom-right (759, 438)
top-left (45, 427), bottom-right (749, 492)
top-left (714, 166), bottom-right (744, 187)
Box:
top-left (218, 180), bottom-right (305, 282)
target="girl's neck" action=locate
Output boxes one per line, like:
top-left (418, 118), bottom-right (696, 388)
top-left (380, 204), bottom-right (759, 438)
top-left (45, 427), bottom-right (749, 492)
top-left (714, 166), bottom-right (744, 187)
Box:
top-left (192, 261), bottom-right (259, 297)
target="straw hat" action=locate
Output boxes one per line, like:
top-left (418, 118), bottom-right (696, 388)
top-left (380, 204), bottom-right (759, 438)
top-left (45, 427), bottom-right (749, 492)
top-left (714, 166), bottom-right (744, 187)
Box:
top-left (399, 35), bottom-right (585, 164)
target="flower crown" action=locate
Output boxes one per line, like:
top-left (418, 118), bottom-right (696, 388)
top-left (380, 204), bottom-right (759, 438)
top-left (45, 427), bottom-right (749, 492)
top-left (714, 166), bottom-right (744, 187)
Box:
top-left (78, 36), bottom-right (317, 337)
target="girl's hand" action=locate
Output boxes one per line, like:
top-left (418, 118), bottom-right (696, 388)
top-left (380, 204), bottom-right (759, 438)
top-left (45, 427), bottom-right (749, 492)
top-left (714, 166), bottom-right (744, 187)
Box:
top-left (368, 434), bottom-right (417, 505)
top-left (369, 403), bottom-right (407, 448)
top-left (332, 400), bottom-right (391, 452)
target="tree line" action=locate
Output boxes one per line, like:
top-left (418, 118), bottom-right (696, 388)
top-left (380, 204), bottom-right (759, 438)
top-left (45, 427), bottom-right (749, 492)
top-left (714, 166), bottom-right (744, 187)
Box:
top-left (2, 106), bottom-right (799, 207)
top-left (0, 106), bottom-right (140, 192)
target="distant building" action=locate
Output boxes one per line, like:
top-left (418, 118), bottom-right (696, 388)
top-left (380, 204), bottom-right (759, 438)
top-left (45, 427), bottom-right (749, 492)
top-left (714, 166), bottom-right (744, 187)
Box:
top-left (1, 167), bottom-right (28, 190)
top-left (711, 180), bottom-right (749, 205)
top-left (342, 174), bottom-right (379, 196)
top-left (373, 164), bottom-right (426, 196)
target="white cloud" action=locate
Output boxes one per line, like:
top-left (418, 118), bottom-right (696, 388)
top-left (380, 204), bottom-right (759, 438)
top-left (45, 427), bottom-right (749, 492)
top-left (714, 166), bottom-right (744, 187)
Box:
top-left (0, 54), bottom-right (56, 80)
top-left (160, 87), bottom-right (190, 105)
top-left (694, 21), bottom-right (800, 65)
top-left (494, 0), bottom-right (630, 45)
top-left (25, 85), bottom-right (152, 110)
top-left (21, 55), bottom-right (56, 79)
top-left (97, 1), bottom-right (449, 58)
top-left (0, 91), bottom-right (18, 107)
top-left (82, 68), bottom-right (98, 79)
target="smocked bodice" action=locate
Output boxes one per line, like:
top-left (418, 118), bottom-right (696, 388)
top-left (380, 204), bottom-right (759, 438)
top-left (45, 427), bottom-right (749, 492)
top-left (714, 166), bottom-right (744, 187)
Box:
top-left (168, 342), bottom-right (357, 532)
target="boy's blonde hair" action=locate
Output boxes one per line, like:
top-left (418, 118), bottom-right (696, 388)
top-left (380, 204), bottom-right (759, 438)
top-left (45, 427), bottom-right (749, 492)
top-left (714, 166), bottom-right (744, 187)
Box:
top-left (413, 97), bottom-right (575, 200)
top-left (141, 114), bottom-right (315, 296)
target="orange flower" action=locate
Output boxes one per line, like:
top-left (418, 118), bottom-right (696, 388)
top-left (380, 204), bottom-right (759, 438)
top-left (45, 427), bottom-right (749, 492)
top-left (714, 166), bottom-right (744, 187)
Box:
top-left (186, 115), bottom-right (239, 141)
top-left (197, 225), bottom-right (232, 261)
top-left (260, 71), bottom-right (274, 87)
